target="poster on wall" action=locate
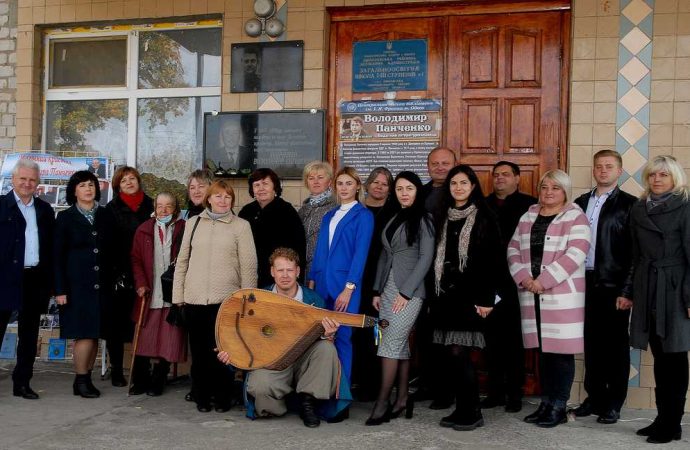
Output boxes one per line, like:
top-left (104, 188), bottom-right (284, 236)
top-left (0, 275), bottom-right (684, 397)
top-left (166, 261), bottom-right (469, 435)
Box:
top-left (338, 99), bottom-right (442, 181)
top-left (352, 39), bottom-right (428, 93)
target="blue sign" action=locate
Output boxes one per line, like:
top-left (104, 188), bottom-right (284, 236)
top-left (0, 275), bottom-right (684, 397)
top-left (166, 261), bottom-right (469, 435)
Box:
top-left (48, 338), bottom-right (67, 360)
top-left (352, 39), bottom-right (427, 93)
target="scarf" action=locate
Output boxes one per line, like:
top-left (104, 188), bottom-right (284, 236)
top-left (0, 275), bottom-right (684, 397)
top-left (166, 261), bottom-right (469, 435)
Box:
top-left (119, 190), bottom-right (144, 212)
top-left (434, 204), bottom-right (477, 295)
top-left (76, 203), bottom-right (98, 225)
top-left (308, 188), bottom-right (333, 206)
top-left (206, 208), bottom-right (232, 221)
top-left (646, 191), bottom-right (675, 211)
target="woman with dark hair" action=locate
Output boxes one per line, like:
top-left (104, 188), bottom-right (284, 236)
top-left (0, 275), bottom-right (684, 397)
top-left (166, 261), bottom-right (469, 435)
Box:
top-left (182, 169), bottom-right (213, 220)
top-left (54, 170), bottom-right (115, 398)
top-left (239, 168), bottom-right (306, 287)
top-left (129, 192), bottom-right (187, 396)
top-left (366, 171), bottom-right (435, 425)
top-left (309, 167), bottom-right (374, 421)
top-left (353, 166), bottom-right (399, 400)
top-left (432, 164), bottom-right (502, 431)
top-left (104, 166), bottom-right (154, 387)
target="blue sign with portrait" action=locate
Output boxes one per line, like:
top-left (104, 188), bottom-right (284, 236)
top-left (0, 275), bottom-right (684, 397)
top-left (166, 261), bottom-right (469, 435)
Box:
top-left (352, 39), bottom-right (427, 93)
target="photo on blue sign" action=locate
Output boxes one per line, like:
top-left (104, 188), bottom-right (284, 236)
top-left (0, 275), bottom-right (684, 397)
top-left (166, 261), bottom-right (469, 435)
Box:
top-left (352, 39), bottom-right (428, 93)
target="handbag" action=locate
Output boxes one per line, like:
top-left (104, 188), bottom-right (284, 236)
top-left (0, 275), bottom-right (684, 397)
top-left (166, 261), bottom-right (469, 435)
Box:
top-left (163, 216), bottom-right (201, 327)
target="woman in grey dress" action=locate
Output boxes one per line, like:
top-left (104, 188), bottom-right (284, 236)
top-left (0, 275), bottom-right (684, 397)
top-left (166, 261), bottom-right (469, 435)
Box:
top-left (366, 171), bottom-right (435, 425)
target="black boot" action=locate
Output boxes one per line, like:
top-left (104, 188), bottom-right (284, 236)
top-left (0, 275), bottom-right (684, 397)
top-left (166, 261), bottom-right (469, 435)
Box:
top-left (638, 388), bottom-right (663, 436)
top-left (440, 409), bottom-right (463, 427)
top-left (128, 357), bottom-right (150, 395)
top-left (147, 361), bottom-right (170, 397)
top-left (111, 367), bottom-right (127, 387)
top-left (298, 393), bottom-right (321, 428)
top-left (524, 402), bottom-right (548, 423)
top-left (73, 374), bottom-right (100, 398)
top-left (646, 396), bottom-right (684, 444)
top-left (86, 370), bottom-right (101, 397)
top-left (452, 408), bottom-right (484, 431)
top-left (536, 405), bottom-right (567, 428)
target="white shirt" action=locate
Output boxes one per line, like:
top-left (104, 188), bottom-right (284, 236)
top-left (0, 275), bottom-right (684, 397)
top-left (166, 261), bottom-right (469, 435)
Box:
top-left (584, 188), bottom-right (614, 270)
top-left (271, 284), bottom-right (304, 303)
top-left (329, 201), bottom-right (357, 247)
top-left (14, 192), bottom-right (39, 267)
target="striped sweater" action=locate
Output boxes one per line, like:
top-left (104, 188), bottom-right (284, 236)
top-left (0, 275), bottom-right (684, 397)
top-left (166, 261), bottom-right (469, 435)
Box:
top-left (507, 203), bottom-right (591, 354)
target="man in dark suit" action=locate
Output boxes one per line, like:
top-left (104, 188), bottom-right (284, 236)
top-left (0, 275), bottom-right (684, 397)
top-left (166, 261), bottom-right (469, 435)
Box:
top-left (572, 149), bottom-right (636, 424)
top-left (88, 158), bottom-right (106, 179)
top-left (484, 160), bottom-right (537, 413)
top-left (0, 159), bottom-right (55, 399)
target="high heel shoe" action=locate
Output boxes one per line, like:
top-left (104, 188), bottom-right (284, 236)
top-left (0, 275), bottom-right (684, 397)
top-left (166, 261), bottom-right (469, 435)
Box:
top-left (365, 403), bottom-right (392, 426)
top-left (390, 397), bottom-right (414, 419)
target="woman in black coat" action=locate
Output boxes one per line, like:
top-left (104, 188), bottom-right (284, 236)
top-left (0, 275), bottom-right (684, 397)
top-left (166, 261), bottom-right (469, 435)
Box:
top-left (104, 166), bottom-right (154, 386)
top-left (431, 165), bottom-right (502, 431)
top-left (55, 171), bottom-right (115, 398)
top-left (238, 168), bottom-right (306, 287)
top-left (628, 155), bottom-right (690, 444)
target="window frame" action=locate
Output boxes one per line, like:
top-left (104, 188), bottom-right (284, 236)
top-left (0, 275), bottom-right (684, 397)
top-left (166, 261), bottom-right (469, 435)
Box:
top-left (42, 22), bottom-right (223, 169)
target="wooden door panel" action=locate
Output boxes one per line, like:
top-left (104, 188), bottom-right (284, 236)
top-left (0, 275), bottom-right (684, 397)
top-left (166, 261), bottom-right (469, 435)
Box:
top-left (462, 28), bottom-right (499, 88)
top-left (505, 28), bottom-right (542, 87)
top-left (464, 99), bottom-right (497, 153)
top-left (505, 98), bottom-right (540, 153)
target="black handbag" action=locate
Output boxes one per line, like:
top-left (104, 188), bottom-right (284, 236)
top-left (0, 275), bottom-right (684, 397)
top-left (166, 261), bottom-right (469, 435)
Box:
top-left (163, 217), bottom-right (200, 327)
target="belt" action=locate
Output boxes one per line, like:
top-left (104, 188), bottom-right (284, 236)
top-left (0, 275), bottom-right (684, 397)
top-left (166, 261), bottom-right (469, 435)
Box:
top-left (646, 256), bottom-right (685, 339)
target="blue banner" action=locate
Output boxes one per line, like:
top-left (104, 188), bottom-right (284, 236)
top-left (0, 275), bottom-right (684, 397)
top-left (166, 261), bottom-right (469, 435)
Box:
top-left (352, 39), bottom-right (427, 93)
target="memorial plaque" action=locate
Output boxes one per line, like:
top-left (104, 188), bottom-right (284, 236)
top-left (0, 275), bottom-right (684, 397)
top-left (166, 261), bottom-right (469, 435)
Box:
top-left (204, 110), bottom-right (324, 179)
top-left (352, 39), bottom-right (428, 93)
top-left (231, 41), bottom-right (304, 93)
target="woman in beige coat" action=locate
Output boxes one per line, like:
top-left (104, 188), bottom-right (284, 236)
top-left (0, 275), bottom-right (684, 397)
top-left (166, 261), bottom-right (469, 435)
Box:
top-left (173, 180), bottom-right (257, 413)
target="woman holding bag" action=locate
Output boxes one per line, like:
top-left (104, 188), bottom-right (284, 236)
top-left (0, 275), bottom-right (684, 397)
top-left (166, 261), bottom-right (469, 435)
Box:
top-left (129, 192), bottom-right (187, 396)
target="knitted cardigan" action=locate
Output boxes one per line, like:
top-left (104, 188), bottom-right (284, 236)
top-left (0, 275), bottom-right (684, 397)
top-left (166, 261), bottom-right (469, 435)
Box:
top-left (507, 203), bottom-right (591, 354)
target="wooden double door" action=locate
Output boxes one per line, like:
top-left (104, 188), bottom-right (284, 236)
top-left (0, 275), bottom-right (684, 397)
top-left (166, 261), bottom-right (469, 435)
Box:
top-left (328, 1), bottom-right (571, 196)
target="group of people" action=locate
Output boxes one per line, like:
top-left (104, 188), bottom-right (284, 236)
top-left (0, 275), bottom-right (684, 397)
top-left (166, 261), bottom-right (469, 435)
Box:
top-left (1, 148), bottom-right (688, 445)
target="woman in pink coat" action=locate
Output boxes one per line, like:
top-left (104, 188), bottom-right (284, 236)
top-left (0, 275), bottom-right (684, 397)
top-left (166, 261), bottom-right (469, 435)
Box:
top-left (507, 170), bottom-right (590, 428)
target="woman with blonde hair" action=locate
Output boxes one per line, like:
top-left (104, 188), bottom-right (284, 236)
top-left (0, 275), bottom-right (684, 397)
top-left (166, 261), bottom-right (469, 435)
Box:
top-left (508, 169), bottom-right (590, 428)
top-left (298, 161), bottom-right (336, 276)
top-left (173, 180), bottom-right (257, 412)
top-left (627, 155), bottom-right (689, 443)
top-left (309, 166), bottom-right (374, 421)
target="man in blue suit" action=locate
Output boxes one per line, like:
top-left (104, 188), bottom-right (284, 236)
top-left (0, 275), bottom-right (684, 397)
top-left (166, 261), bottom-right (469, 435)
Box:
top-left (0, 159), bottom-right (55, 399)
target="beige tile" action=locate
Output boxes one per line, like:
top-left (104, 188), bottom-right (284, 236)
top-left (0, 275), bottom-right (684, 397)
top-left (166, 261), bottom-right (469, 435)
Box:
top-left (650, 102), bottom-right (674, 124)
top-left (207, 0), bottom-right (224, 12)
top-left (619, 117), bottom-right (648, 145)
top-left (598, 0), bottom-right (619, 15)
top-left (239, 93), bottom-right (257, 110)
top-left (677, 36), bottom-right (690, 57)
top-left (573, 38), bottom-right (596, 59)
top-left (625, 387), bottom-right (653, 409)
top-left (623, 146), bottom-right (648, 176)
top-left (573, 17), bottom-right (597, 37)
top-left (91, 1), bottom-right (107, 19)
top-left (570, 81), bottom-right (594, 102)
top-left (302, 88), bottom-right (323, 108)
top-left (570, 166), bottom-right (593, 188)
top-left (641, 347), bottom-right (654, 364)
top-left (595, 37), bottom-right (619, 59)
top-left (652, 58), bottom-right (676, 80)
top-left (596, 16), bottom-right (619, 38)
top-left (653, 13), bottom-right (677, 36)
top-left (651, 80), bottom-right (676, 102)
top-left (123, 0), bottom-right (139, 17)
top-left (676, 58), bottom-right (690, 79)
top-left (673, 147), bottom-right (690, 166)
top-left (221, 93), bottom-right (240, 111)
top-left (653, 36), bottom-right (676, 58)
top-left (681, 0), bottom-right (690, 11)
top-left (674, 102), bottom-right (690, 124)
top-left (640, 364), bottom-right (656, 388)
top-left (649, 146), bottom-right (673, 160)
top-left (622, 0), bottom-right (653, 25)
top-left (287, 11), bottom-right (306, 30)
top-left (620, 56), bottom-right (651, 85)
top-left (572, 59), bottom-right (595, 81)
top-left (676, 80), bottom-right (690, 101)
top-left (305, 11), bottom-right (325, 31)
top-left (284, 91), bottom-right (304, 109)
top-left (570, 124), bottom-right (593, 145)
top-left (674, 124), bottom-right (690, 146)
top-left (594, 81), bottom-right (616, 102)
top-left (655, 0), bottom-right (679, 13)
top-left (678, 13), bottom-right (690, 34)
top-left (595, 59), bottom-right (618, 80)
top-left (173, 0), bottom-right (191, 15)
top-left (593, 124), bottom-right (616, 145)
top-left (304, 49), bottom-right (324, 69)
top-left (574, 0), bottom-right (597, 17)
top-left (593, 102), bottom-right (616, 123)
top-left (619, 87), bottom-right (649, 115)
top-left (650, 124), bottom-right (674, 146)
top-left (304, 30), bottom-right (325, 50)
top-left (303, 69), bottom-right (323, 89)
top-left (74, 3), bottom-right (91, 20)
top-left (569, 146), bottom-right (593, 166)
top-left (570, 103), bottom-right (594, 123)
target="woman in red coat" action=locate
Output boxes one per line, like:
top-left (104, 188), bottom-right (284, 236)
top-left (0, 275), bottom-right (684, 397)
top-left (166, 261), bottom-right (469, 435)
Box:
top-left (129, 192), bottom-right (187, 396)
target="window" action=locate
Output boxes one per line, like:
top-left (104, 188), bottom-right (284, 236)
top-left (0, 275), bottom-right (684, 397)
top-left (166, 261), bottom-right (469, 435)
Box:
top-left (43, 21), bottom-right (222, 183)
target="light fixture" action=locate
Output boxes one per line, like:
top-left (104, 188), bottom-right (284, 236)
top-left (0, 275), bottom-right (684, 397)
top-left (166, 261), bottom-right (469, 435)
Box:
top-left (245, 0), bottom-right (285, 38)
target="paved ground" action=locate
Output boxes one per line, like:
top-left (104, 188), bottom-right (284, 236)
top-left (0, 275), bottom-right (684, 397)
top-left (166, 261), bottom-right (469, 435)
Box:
top-left (0, 361), bottom-right (688, 450)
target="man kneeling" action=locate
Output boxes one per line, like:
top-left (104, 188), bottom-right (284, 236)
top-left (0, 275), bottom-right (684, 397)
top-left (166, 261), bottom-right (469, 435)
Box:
top-left (218, 247), bottom-right (348, 428)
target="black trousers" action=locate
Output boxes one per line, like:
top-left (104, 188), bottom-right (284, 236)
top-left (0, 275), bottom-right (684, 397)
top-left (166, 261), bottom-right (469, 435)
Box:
top-left (649, 321), bottom-right (688, 428)
top-left (0, 268), bottom-right (49, 387)
top-left (583, 273), bottom-right (631, 412)
top-left (185, 304), bottom-right (233, 406)
top-left (484, 297), bottom-right (525, 401)
top-left (539, 352), bottom-right (574, 409)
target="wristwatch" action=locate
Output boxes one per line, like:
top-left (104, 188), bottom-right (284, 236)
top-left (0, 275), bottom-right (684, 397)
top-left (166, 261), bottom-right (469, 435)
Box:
top-left (345, 282), bottom-right (356, 291)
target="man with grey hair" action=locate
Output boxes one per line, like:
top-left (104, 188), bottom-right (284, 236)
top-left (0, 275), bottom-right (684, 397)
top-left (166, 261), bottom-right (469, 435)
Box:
top-left (0, 158), bottom-right (55, 399)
